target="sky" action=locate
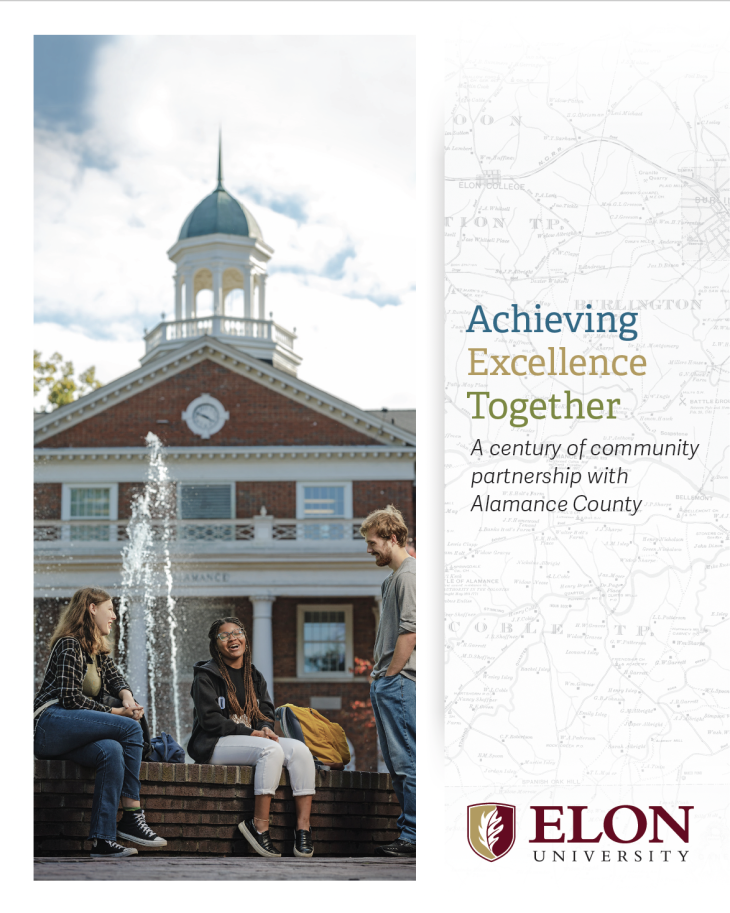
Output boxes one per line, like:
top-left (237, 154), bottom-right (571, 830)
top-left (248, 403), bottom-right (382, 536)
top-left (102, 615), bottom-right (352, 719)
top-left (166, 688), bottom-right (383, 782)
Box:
top-left (34, 35), bottom-right (416, 411)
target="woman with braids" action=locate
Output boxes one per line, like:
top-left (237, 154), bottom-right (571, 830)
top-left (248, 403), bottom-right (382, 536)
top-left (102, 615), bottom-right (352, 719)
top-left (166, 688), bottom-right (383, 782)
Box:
top-left (33, 587), bottom-right (167, 858)
top-left (188, 617), bottom-right (316, 858)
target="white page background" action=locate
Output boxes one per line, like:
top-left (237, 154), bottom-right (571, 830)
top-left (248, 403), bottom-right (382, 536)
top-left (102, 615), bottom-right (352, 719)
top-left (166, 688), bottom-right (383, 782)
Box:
top-left (443, 0), bottom-right (728, 901)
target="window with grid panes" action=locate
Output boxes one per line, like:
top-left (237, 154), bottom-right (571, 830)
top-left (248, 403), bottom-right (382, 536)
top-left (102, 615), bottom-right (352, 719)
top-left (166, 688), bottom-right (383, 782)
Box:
top-left (301, 486), bottom-right (345, 518)
top-left (302, 610), bottom-right (347, 673)
top-left (69, 488), bottom-right (111, 540)
top-left (300, 485), bottom-right (347, 539)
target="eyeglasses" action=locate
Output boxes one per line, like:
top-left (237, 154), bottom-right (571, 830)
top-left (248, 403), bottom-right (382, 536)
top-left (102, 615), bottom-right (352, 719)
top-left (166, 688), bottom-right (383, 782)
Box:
top-left (217, 629), bottom-right (245, 642)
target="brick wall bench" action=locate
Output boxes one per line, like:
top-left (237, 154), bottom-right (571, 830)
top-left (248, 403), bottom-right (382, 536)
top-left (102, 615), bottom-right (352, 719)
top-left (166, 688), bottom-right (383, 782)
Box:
top-left (34, 760), bottom-right (401, 857)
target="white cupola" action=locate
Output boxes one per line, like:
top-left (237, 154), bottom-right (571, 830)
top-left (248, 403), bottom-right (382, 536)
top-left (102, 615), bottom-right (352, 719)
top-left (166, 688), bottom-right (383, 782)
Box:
top-left (141, 135), bottom-right (300, 375)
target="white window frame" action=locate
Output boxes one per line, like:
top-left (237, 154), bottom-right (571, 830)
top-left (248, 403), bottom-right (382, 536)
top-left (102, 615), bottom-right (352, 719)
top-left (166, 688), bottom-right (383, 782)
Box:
top-left (295, 482), bottom-right (353, 519)
top-left (61, 483), bottom-right (119, 520)
top-left (296, 604), bottom-right (354, 680)
top-left (177, 482), bottom-right (235, 519)
top-left (61, 483), bottom-right (118, 542)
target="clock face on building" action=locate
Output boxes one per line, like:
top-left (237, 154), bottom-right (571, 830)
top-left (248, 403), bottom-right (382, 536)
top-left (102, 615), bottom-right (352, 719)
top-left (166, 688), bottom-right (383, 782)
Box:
top-left (192, 403), bottom-right (219, 429)
top-left (182, 394), bottom-right (230, 439)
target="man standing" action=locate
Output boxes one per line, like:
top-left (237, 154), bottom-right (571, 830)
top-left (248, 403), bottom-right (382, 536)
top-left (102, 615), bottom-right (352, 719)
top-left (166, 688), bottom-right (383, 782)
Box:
top-left (360, 505), bottom-right (416, 857)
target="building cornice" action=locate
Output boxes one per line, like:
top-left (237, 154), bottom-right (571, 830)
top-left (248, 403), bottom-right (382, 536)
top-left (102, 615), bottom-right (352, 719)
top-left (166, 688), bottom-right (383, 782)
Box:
top-left (35, 554), bottom-right (387, 575)
top-left (166, 232), bottom-right (275, 261)
top-left (33, 336), bottom-right (416, 449)
top-left (34, 445), bottom-right (415, 463)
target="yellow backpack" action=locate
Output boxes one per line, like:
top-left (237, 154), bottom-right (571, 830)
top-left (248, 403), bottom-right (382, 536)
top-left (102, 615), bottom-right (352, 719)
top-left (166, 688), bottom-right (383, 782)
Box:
top-left (276, 704), bottom-right (351, 767)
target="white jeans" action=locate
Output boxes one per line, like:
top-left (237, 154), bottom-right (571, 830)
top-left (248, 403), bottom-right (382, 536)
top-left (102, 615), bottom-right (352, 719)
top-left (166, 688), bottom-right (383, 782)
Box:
top-left (209, 736), bottom-right (316, 797)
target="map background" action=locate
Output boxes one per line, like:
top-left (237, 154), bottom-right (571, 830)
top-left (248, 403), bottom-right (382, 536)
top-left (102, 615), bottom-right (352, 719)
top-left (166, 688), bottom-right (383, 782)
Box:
top-left (444, 13), bottom-right (729, 881)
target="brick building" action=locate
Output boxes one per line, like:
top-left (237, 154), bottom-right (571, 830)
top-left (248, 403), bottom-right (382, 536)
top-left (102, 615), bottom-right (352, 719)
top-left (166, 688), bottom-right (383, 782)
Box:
top-left (34, 148), bottom-right (415, 771)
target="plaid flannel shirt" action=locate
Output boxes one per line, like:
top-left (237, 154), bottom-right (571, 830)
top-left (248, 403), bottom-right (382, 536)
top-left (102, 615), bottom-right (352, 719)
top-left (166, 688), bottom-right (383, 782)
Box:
top-left (33, 636), bottom-right (132, 733)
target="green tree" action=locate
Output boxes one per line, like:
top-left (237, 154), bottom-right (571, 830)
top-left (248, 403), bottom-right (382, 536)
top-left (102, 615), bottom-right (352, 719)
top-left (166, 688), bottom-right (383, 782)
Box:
top-left (34, 351), bottom-right (102, 408)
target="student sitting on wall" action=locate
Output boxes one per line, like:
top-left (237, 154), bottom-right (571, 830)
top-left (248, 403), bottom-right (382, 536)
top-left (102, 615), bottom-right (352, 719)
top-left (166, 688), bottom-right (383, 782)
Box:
top-left (33, 587), bottom-right (167, 858)
top-left (188, 617), bottom-right (316, 858)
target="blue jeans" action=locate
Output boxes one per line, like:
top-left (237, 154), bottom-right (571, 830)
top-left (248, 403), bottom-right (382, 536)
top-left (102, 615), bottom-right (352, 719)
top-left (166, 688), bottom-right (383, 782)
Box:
top-left (34, 705), bottom-right (144, 841)
top-left (370, 673), bottom-right (416, 843)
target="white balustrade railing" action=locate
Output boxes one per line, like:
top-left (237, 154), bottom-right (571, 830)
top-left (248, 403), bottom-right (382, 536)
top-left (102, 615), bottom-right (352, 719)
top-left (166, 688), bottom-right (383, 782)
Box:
top-left (34, 517), bottom-right (363, 546)
top-left (272, 325), bottom-right (295, 348)
top-left (144, 316), bottom-right (295, 353)
top-left (272, 520), bottom-right (360, 541)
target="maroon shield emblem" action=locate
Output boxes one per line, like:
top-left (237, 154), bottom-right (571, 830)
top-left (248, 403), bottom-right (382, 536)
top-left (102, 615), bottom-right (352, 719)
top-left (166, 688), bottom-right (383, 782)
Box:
top-left (467, 803), bottom-right (516, 861)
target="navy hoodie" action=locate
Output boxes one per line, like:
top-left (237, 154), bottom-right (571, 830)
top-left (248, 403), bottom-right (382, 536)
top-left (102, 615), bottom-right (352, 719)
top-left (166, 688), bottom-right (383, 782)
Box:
top-left (187, 659), bottom-right (275, 764)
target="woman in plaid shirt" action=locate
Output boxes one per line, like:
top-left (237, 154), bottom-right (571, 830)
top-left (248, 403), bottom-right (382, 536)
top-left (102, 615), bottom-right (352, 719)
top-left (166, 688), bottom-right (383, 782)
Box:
top-left (34, 587), bottom-right (167, 858)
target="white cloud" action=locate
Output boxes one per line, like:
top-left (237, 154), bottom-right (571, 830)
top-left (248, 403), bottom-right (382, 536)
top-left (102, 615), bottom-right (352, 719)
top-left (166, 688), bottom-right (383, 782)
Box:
top-left (268, 276), bottom-right (418, 409)
top-left (35, 35), bottom-right (415, 410)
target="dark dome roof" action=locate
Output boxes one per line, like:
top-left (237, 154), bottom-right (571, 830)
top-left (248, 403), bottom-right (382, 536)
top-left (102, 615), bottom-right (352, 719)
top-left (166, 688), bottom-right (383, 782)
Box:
top-left (178, 184), bottom-right (263, 241)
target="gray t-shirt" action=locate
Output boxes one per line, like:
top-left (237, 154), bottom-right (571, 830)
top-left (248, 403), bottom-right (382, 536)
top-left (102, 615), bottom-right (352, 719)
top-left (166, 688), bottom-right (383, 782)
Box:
top-left (372, 556), bottom-right (416, 682)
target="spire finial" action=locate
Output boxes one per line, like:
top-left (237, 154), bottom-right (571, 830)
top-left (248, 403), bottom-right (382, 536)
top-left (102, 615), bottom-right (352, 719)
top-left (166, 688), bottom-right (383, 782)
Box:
top-left (217, 129), bottom-right (223, 189)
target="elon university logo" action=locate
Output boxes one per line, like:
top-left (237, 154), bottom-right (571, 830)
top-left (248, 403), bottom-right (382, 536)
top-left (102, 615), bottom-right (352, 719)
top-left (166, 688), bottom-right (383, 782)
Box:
top-left (467, 803), bottom-right (516, 862)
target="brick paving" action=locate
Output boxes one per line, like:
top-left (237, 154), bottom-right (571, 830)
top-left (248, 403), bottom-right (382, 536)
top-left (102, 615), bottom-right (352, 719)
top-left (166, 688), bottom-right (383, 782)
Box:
top-left (34, 855), bottom-right (416, 881)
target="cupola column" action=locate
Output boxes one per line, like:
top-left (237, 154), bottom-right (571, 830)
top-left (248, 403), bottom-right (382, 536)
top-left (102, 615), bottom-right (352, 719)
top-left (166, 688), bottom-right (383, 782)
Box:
top-left (184, 271), bottom-right (195, 319)
top-left (174, 273), bottom-right (183, 320)
top-left (212, 262), bottom-right (224, 316)
top-left (257, 274), bottom-right (267, 320)
top-left (242, 265), bottom-right (253, 319)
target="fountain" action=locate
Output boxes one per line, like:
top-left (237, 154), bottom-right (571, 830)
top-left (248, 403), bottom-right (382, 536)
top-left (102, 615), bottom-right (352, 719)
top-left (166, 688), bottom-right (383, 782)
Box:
top-left (117, 432), bottom-right (181, 741)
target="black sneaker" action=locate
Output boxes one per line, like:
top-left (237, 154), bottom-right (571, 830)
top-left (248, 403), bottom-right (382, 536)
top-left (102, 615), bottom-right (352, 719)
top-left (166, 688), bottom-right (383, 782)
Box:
top-left (374, 838), bottom-right (416, 857)
top-left (238, 819), bottom-right (282, 858)
top-left (293, 827), bottom-right (314, 857)
top-left (90, 838), bottom-right (138, 858)
top-left (117, 808), bottom-right (167, 847)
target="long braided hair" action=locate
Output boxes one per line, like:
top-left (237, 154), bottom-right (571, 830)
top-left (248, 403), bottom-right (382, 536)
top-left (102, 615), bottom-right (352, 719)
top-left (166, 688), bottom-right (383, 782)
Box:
top-left (207, 617), bottom-right (273, 727)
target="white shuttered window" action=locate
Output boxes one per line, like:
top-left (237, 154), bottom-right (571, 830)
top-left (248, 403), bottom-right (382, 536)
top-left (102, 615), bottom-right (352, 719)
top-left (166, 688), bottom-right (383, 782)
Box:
top-left (180, 484), bottom-right (233, 519)
top-left (179, 483), bottom-right (234, 540)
